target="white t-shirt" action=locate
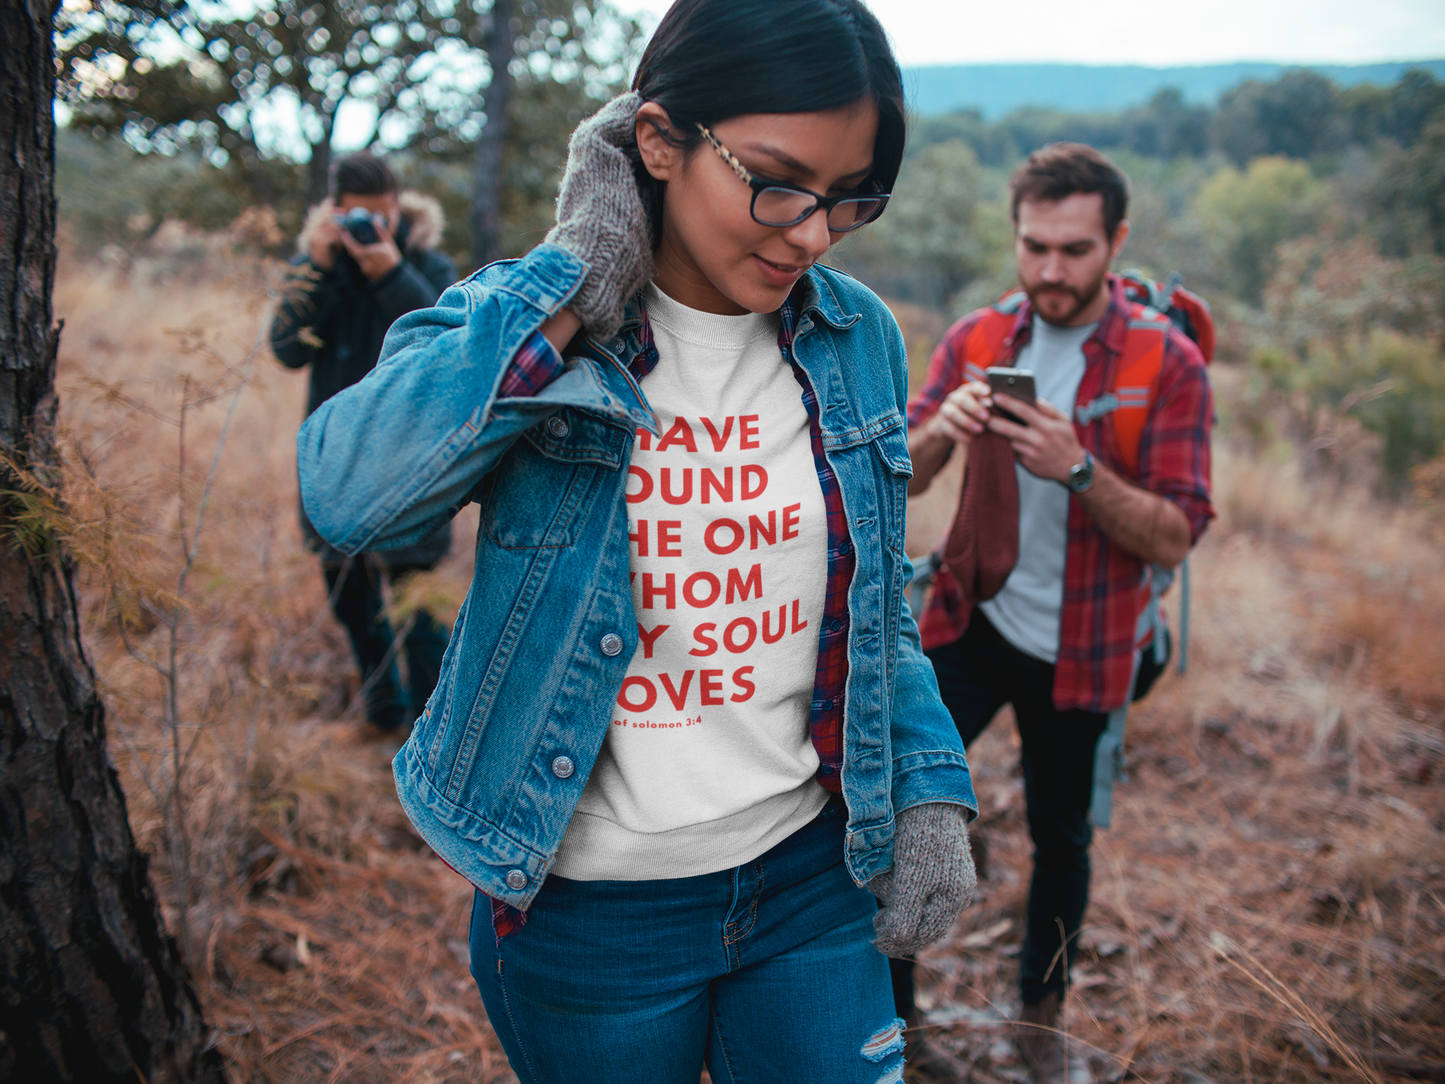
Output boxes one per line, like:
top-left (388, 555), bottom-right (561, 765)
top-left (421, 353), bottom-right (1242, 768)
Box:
top-left (551, 284), bottom-right (830, 880)
top-left (978, 316), bottom-right (1097, 664)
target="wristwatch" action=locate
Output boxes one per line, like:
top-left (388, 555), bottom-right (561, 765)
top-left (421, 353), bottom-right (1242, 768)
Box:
top-left (1066, 450), bottom-right (1096, 493)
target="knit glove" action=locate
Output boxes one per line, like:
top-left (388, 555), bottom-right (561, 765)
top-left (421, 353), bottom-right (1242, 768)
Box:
top-left (544, 92), bottom-right (655, 341)
top-left (868, 802), bottom-right (977, 957)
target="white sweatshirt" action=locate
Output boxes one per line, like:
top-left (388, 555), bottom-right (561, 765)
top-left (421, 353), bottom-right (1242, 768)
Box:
top-left (551, 284), bottom-right (830, 880)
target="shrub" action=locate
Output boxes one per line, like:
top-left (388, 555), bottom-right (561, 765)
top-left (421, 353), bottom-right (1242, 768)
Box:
top-left (1194, 156), bottom-right (1327, 302)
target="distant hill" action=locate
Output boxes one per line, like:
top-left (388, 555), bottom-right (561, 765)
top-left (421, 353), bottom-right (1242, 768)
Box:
top-left (905, 60), bottom-right (1445, 118)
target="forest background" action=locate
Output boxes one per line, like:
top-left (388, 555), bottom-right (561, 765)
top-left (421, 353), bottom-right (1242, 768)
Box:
top-left (36, 2), bottom-right (1445, 1079)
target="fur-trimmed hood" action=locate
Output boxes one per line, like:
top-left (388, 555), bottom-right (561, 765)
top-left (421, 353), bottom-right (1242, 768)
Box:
top-left (296, 189), bottom-right (446, 254)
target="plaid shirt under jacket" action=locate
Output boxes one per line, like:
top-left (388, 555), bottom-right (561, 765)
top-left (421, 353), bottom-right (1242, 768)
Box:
top-left (906, 275), bottom-right (1214, 714)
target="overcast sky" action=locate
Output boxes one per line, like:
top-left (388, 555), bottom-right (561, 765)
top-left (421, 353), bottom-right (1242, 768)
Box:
top-left (616, 0), bottom-right (1445, 67)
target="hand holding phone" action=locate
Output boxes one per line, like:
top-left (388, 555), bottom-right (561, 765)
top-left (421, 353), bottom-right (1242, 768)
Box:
top-left (986, 367), bottom-right (1037, 425)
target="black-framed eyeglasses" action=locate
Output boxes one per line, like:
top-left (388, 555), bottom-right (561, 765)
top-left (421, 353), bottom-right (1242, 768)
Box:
top-left (696, 123), bottom-right (889, 234)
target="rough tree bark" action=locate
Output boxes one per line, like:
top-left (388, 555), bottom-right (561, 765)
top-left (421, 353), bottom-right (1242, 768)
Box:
top-left (470, 0), bottom-right (516, 270)
top-left (306, 125), bottom-right (334, 209)
top-left (0, 2), bottom-right (224, 1080)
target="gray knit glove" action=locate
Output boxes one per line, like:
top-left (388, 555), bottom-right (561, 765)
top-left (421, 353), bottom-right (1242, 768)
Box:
top-left (544, 92), bottom-right (654, 341)
top-left (868, 802), bottom-right (977, 957)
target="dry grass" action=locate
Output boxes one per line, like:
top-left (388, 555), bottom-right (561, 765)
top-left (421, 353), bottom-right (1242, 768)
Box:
top-left (47, 244), bottom-right (1445, 1083)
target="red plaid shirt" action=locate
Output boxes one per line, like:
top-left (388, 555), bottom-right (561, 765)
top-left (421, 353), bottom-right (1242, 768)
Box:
top-left (906, 276), bottom-right (1214, 713)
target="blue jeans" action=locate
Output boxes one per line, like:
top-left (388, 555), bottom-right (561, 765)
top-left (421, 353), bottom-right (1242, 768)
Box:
top-left (469, 797), bottom-right (905, 1083)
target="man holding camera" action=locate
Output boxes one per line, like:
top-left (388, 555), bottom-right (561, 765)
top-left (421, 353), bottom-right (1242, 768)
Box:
top-left (271, 152), bottom-right (458, 737)
top-left (901, 144), bottom-right (1214, 1084)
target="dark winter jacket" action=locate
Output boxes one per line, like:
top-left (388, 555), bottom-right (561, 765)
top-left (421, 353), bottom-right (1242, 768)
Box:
top-left (271, 190), bottom-right (458, 568)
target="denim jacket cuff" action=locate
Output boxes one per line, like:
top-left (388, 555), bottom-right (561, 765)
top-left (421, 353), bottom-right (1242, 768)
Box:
top-left (494, 243), bottom-right (590, 316)
top-left (889, 749), bottom-right (978, 823)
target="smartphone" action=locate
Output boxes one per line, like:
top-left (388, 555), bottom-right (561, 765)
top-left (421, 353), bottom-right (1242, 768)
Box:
top-left (986, 366), bottom-right (1037, 424)
top-left (336, 207), bottom-right (380, 245)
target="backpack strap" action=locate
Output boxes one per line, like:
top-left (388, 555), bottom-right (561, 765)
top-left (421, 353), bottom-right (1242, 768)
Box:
top-left (1073, 304), bottom-right (1170, 479)
top-left (957, 300), bottom-right (1022, 384)
top-left (1091, 677), bottom-right (1133, 829)
top-left (1081, 306), bottom-right (1175, 828)
top-left (1090, 561), bottom-right (1174, 827)
top-left (1177, 556), bottom-right (1191, 674)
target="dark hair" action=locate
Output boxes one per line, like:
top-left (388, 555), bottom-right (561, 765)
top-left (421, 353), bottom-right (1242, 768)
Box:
top-left (1009, 143), bottom-right (1131, 239)
top-left (329, 152), bottom-right (398, 199)
top-left (630, 0), bottom-right (905, 239)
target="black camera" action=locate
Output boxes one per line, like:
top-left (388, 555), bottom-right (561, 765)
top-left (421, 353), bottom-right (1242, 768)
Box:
top-left (335, 207), bottom-right (381, 245)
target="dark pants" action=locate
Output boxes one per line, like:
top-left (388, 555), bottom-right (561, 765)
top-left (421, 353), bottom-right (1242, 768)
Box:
top-left (893, 609), bottom-right (1107, 1012)
top-left (323, 558), bottom-right (450, 731)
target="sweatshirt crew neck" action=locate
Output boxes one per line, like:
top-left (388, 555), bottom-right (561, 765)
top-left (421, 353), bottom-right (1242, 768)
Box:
top-left (644, 283), bottom-right (779, 349)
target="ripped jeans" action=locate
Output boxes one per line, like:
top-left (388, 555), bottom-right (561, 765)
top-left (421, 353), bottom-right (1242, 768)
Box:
top-left (469, 796), bottom-right (905, 1083)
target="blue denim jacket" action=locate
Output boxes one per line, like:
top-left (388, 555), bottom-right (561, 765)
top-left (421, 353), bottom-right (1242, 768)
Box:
top-left (298, 244), bottom-right (975, 909)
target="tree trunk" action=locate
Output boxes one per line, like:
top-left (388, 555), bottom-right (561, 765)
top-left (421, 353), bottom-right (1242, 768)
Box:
top-left (307, 131), bottom-right (333, 208)
top-left (470, 0), bottom-right (516, 270)
top-left (0, 3), bottom-right (224, 1081)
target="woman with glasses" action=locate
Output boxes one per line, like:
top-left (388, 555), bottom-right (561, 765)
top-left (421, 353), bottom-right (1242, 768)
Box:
top-left (298, 0), bottom-right (977, 1078)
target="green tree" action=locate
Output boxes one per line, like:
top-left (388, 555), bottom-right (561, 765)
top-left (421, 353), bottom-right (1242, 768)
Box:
top-left (1118, 88), bottom-right (1211, 159)
top-left (838, 140), bottom-right (1010, 310)
top-left (57, 0), bottom-right (640, 207)
top-left (1341, 68), bottom-right (1445, 149)
top-left (1194, 155), bottom-right (1327, 302)
top-left (1372, 117), bottom-right (1445, 258)
top-left (1310, 333), bottom-right (1445, 492)
top-left (1212, 70), bottom-right (1346, 166)
top-left (909, 108), bottom-right (1014, 168)
top-left (394, 71), bottom-right (618, 269)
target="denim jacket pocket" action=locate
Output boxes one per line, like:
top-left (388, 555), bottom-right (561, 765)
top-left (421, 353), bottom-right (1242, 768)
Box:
top-left (863, 421), bottom-right (913, 557)
top-left (867, 422), bottom-right (913, 480)
top-left (482, 414), bottom-right (628, 550)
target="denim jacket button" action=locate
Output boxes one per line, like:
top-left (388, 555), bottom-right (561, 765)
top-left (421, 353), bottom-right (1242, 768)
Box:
top-left (551, 755), bottom-right (575, 779)
top-left (546, 415), bottom-right (570, 439)
top-left (505, 869), bottom-right (528, 891)
top-left (599, 632), bottom-right (624, 656)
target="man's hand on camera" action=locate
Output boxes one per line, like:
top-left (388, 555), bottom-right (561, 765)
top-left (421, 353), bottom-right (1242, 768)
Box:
top-left (338, 218), bottom-right (403, 281)
top-left (308, 216), bottom-right (345, 271)
top-left (987, 396), bottom-right (1085, 483)
top-left (929, 379), bottom-right (992, 448)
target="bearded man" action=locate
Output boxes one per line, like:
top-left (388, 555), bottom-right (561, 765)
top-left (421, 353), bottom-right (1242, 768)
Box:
top-left (899, 143), bottom-right (1214, 1084)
